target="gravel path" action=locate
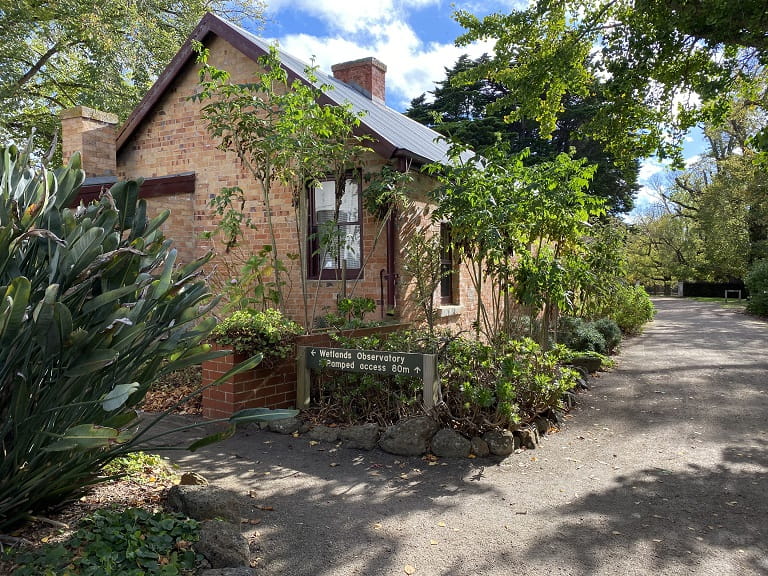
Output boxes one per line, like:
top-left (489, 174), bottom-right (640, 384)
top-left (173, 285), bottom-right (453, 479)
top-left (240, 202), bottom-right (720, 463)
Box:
top-left (168, 298), bottom-right (768, 575)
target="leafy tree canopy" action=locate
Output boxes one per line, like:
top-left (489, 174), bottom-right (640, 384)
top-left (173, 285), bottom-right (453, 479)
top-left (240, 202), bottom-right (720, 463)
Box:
top-left (454, 0), bottom-right (768, 166)
top-left (406, 54), bottom-right (639, 213)
top-left (0, 1), bottom-right (264, 155)
top-left (627, 99), bottom-right (768, 285)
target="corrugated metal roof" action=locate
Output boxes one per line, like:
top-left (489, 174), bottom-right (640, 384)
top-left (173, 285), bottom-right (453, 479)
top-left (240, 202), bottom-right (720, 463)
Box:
top-left (117, 13), bottom-right (458, 166)
top-left (226, 17), bottom-right (455, 165)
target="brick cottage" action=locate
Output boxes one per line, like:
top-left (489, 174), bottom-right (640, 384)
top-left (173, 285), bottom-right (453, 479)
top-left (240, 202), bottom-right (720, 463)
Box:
top-left (59, 13), bottom-right (495, 415)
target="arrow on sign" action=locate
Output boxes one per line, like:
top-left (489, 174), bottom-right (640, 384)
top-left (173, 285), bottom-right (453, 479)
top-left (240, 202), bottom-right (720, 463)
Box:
top-left (311, 349), bottom-right (316, 357)
top-left (414, 367), bottom-right (421, 374)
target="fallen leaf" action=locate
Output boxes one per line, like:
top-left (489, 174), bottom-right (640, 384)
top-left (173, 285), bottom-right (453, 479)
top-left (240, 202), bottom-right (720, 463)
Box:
top-left (258, 505), bottom-right (274, 511)
top-left (437, 521), bottom-right (446, 527)
top-left (404, 565), bottom-right (416, 575)
top-left (330, 462), bottom-right (339, 467)
top-left (468, 454), bottom-right (476, 459)
top-left (430, 539), bottom-right (438, 545)
top-left (291, 431), bottom-right (300, 438)
top-left (373, 523), bottom-right (382, 530)
top-left (309, 440), bottom-right (319, 446)
top-left (612, 531), bottom-right (622, 535)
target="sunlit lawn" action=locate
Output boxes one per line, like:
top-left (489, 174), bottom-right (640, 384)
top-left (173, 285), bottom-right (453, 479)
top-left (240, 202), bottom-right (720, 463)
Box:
top-left (690, 296), bottom-right (748, 310)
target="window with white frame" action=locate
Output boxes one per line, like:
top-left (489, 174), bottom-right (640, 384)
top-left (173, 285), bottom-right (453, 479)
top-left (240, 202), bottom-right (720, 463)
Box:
top-left (309, 177), bottom-right (362, 278)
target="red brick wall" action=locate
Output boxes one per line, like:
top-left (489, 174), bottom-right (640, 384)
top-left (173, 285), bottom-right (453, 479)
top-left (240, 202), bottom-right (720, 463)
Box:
top-left (61, 106), bottom-right (118, 176)
top-left (114, 34), bottom-right (487, 334)
top-left (202, 346), bottom-right (298, 419)
top-left (331, 58), bottom-right (387, 103)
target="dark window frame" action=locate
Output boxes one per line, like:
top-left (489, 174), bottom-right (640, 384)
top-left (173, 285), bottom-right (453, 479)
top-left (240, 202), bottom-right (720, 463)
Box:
top-left (440, 222), bottom-right (457, 305)
top-left (308, 173), bottom-right (364, 280)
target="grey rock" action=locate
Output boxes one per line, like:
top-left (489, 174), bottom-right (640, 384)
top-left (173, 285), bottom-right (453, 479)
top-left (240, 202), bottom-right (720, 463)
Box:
top-left (547, 409), bottom-right (565, 426)
top-left (470, 436), bottom-right (490, 458)
top-left (575, 376), bottom-right (590, 390)
top-left (533, 415), bottom-right (550, 436)
top-left (379, 416), bottom-right (439, 456)
top-left (197, 520), bottom-right (250, 569)
top-left (179, 471), bottom-right (208, 486)
top-left (267, 417), bottom-right (301, 435)
top-left (562, 390), bottom-right (577, 408)
top-left (166, 485), bottom-right (241, 522)
top-left (339, 423), bottom-right (380, 450)
top-left (307, 425), bottom-right (339, 443)
top-left (517, 425), bottom-right (540, 449)
top-left (482, 429), bottom-right (518, 457)
top-left (430, 428), bottom-right (471, 458)
top-left (200, 569), bottom-right (255, 576)
top-left (569, 356), bottom-right (601, 373)
top-left (298, 421), bottom-right (312, 434)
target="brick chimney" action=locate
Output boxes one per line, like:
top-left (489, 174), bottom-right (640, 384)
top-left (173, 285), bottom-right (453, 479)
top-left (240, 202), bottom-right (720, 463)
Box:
top-left (331, 58), bottom-right (387, 104)
top-left (60, 106), bottom-right (118, 177)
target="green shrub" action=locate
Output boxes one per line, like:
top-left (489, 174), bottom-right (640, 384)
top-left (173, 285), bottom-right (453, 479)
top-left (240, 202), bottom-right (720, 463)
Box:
top-left (319, 330), bottom-right (429, 424)
top-left (101, 452), bottom-right (179, 483)
top-left (570, 323), bottom-right (607, 354)
top-left (324, 330), bottom-right (578, 435)
top-left (0, 145), bottom-right (286, 531)
top-left (210, 308), bottom-right (303, 362)
top-left (558, 316), bottom-right (617, 354)
top-left (318, 297), bottom-right (381, 330)
top-left (745, 259), bottom-right (768, 316)
top-left (607, 284), bottom-right (655, 333)
top-left (557, 316), bottom-right (585, 344)
top-left (7, 508), bottom-right (201, 575)
top-left (500, 339), bottom-right (578, 416)
top-left (592, 317), bottom-right (622, 353)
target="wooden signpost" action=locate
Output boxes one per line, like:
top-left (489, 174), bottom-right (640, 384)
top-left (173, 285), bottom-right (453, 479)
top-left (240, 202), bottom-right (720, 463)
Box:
top-left (297, 346), bottom-right (440, 409)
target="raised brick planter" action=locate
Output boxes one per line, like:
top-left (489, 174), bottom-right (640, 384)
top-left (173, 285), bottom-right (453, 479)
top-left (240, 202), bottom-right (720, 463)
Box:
top-left (202, 348), bottom-right (296, 419)
top-left (201, 324), bottom-right (409, 419)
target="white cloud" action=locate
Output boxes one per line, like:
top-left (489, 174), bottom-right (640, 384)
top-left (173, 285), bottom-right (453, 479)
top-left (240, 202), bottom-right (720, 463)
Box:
top-left (634, 184), bottom-right (663, 212)
top-left (266, 0), bottom-right (440, 34)
top-left (684, 154), bottom-right (701, 167)
top-left (268, 2), bottom-right (494, 110)
top-left (638, 158), bottom-right (667, 183)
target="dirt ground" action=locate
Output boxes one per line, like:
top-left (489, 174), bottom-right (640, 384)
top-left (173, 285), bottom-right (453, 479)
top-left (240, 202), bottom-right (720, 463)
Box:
top-left (154, 297), bottom-right (768, 575)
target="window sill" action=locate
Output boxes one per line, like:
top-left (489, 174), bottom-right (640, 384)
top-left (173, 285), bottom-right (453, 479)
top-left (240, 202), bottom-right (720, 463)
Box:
top-left (438, 305), bottom-right (463, 318)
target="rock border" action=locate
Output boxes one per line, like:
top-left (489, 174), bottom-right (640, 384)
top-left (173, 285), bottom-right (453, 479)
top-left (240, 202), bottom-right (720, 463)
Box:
top-left (265, 404), bottom-right (572, 459)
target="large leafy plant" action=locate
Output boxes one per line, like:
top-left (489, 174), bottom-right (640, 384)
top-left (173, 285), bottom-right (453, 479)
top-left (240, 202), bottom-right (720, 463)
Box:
top-left (0, 145), bottom-right (293, 531)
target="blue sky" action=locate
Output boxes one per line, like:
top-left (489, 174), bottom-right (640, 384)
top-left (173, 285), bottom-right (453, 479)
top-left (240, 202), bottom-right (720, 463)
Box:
top-left (257, 0), bottom-right (707, 214)
top-left (259, 0), bottom-right (517, 111)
